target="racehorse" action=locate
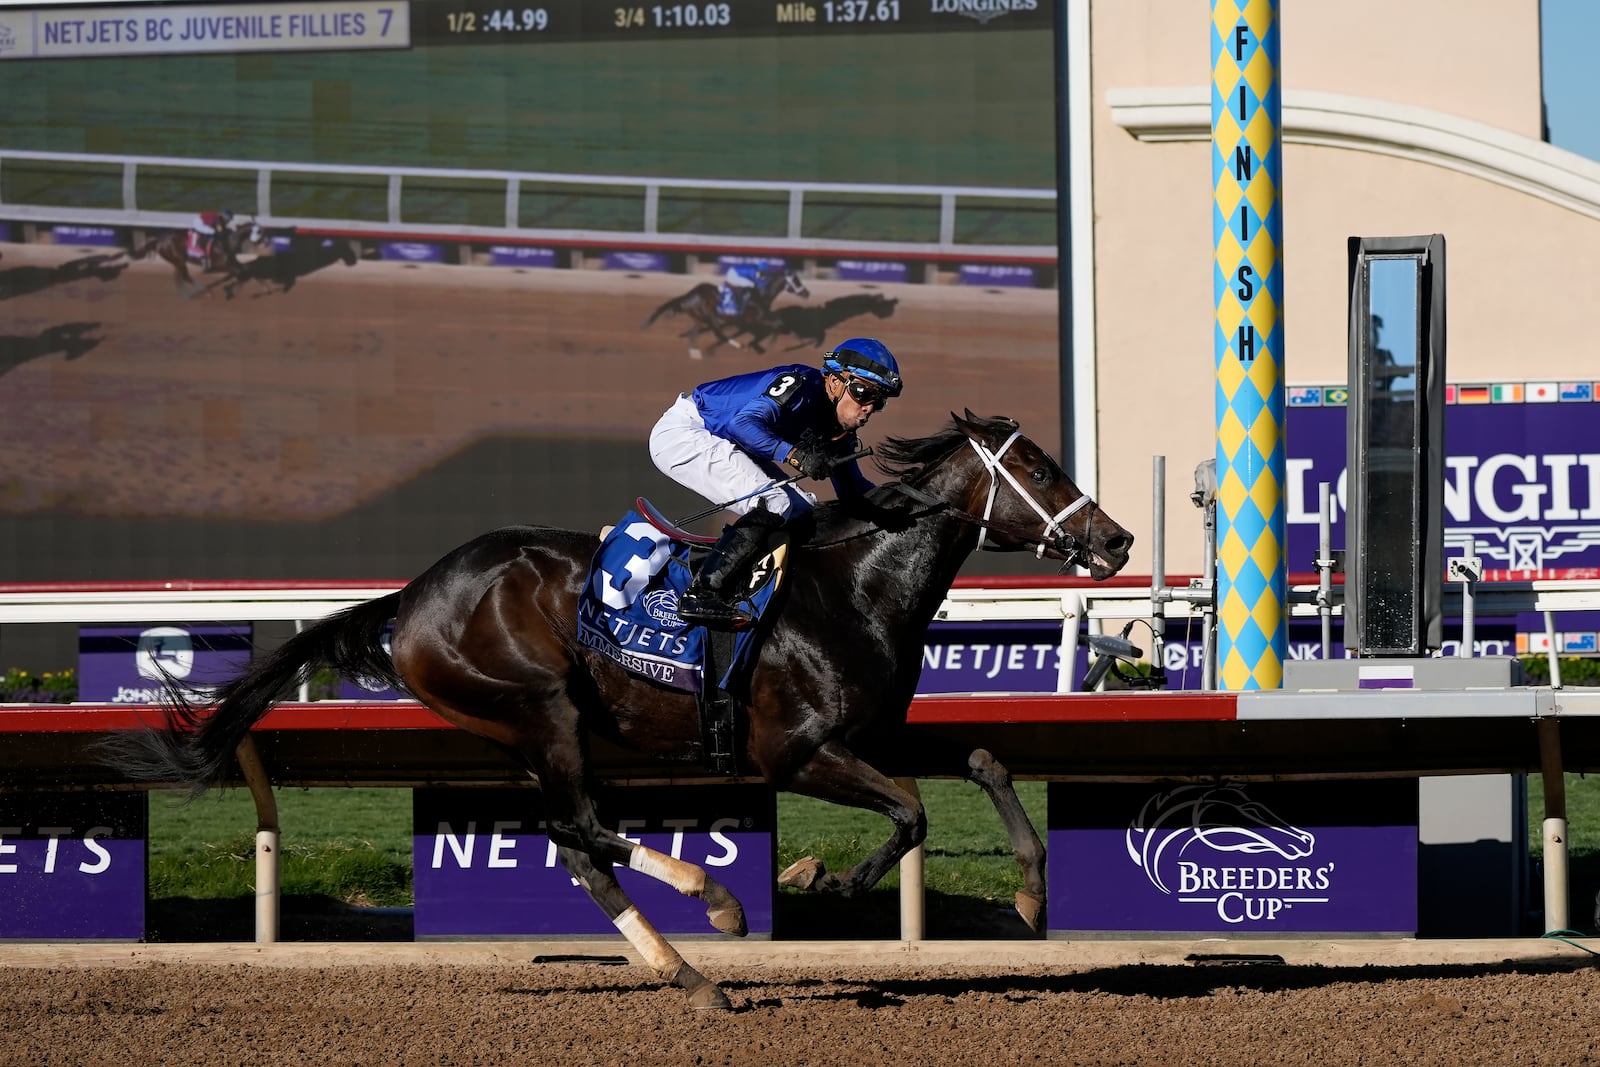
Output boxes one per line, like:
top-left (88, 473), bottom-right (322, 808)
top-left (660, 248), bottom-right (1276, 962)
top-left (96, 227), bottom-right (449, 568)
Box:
top-left (130, 219), bottom-right (268, 298)
top-left (643, 263), bottom-right (810, 359)
top-left (105, 411), bottom-right (1133, 1010)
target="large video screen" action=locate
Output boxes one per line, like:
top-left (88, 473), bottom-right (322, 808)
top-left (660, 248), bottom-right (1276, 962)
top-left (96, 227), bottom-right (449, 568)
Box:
top-left (0, 0), bottom-right (1059, 580)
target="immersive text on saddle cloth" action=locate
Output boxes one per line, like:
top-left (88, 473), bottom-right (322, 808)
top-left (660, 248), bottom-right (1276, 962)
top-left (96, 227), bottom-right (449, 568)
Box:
top-left (0, 1), bottom-right (410, 60)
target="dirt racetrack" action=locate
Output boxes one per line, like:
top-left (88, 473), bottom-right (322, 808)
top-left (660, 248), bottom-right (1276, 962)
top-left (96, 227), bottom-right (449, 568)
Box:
top-left (5, 938), bottom-right (1600, 1065)
top-left (0, 241), bottom-right (1059, 523)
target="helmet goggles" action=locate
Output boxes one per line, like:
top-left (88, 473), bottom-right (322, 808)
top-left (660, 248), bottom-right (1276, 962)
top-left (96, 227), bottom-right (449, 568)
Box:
top-left (842, 377), bottom-right (892, 409)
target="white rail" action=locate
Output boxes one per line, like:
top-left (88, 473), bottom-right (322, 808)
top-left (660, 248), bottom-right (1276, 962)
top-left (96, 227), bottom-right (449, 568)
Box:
top-left (0, 148), bottom-right (1056, 259)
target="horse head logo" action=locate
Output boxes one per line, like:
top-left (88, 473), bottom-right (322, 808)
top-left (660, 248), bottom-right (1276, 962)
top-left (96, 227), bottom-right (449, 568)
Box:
top-left (640, 588), bottom-right (685, 629)
top-left (1124, 785), bottom-right (1316, 895)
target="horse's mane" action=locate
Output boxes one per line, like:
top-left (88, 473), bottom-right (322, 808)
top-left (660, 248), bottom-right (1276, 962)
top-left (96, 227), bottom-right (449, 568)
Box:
top-left (807, 417), bottom-right (1010, 542)
top-left (871, 421), bottom-right (971, 483)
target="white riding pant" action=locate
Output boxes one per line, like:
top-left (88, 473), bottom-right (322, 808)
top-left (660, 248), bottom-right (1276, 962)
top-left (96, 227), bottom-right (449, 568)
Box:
top-left (649, 394), bottom-right (816, 519)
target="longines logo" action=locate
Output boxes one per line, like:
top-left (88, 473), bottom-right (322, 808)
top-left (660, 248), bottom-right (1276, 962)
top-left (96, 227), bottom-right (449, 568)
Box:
top-left (930, 0), bottom-right (1038, 24)
top-left (1125, 785), bottom-right (1334, 924)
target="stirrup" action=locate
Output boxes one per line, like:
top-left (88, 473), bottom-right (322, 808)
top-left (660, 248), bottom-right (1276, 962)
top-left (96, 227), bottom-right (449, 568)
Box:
top-left (677, 590), bottom-right (755, 631)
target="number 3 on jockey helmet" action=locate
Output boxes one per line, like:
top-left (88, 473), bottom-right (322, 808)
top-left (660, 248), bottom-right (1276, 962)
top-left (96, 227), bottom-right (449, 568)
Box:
top-left (822, 338), bottom-right (903, 397)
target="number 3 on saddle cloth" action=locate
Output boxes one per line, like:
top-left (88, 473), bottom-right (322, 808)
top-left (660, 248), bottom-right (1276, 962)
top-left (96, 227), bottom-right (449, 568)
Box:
top-left (577, 499), bottom-right (787, 773)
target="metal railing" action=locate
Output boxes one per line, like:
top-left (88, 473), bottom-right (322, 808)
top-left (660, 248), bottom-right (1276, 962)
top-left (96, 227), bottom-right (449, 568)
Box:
top-left (0, 148), bottom-right (1057, 259)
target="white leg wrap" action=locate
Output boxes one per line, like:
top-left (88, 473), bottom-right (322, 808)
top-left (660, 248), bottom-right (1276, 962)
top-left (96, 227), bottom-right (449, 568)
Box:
top-left (613, 906), bottom-right (684, 978)
top-left (629, 845), bottom-right (707, 897)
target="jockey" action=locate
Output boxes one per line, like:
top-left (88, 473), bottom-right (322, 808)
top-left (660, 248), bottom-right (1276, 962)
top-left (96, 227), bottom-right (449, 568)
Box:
top-left (648, 337), bottom-right (904, 629)
top-left (191, 208), bottom-right (235, 260)
top-left (716, 260), bottom-right (765, 318)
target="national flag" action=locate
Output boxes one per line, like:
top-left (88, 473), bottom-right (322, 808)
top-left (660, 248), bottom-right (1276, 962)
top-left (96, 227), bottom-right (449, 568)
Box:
top-left (1561, 381), bottom-right (1595, 401)
top-left (1322, 387), bottom-right (1349, 406)
top-left (1564, 633), bottom-right (1599, 654)
top-left (1527, 382), bottom-right (1559, 403)
top-left (1455, 385), bottom-right (1491, 405)
top-left (1524, 631), bottom-right (1552, 654)
top-left (1490, 383), bottom-right (1523, 403)
top-left (1287, 387), bottom-right (1321, 406)
top-left (1445, 385), bottom-right (1457, 404)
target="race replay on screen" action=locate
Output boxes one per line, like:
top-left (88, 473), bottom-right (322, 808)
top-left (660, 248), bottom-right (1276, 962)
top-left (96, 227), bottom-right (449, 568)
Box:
top-left (0, 1), bottom-right (412, 60)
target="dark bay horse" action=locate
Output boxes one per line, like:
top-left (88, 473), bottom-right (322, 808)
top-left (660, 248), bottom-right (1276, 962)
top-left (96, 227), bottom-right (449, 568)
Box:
top-left (130, 220), bottom-right (267, 298)
top-left (107, 412), bottom-right (1133, 1010)
top-left (643, 264), bottom-right (810, 359)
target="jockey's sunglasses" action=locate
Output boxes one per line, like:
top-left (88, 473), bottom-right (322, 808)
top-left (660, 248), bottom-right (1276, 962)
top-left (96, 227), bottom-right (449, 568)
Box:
top-left (842, 377), bottom-right (891, 408)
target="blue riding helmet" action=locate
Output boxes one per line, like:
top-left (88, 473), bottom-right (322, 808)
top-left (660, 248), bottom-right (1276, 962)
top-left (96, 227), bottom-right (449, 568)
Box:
top-left (823, 338), bottom-right (903, 396)
top-left (219, 209), bottom-right (235, 224)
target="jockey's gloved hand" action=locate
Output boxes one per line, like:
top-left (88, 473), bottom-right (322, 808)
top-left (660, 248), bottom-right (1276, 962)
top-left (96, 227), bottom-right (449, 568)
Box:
top-left (788, 431), bottom-right (834, 480)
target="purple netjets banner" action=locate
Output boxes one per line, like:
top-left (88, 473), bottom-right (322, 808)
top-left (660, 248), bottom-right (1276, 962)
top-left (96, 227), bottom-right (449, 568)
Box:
top-left (413, 785), bottom-right (775, 938)
top-left (919, 621), bottom-right (1073, 693)
top-left (958, 263), bottom-right (1035, 288)
top-left (0, 792), bottom-right (146, 940)
top-left (1286, 396), bottom-right (1600, 579)
top-left (1048, 780), bottom-right (1418, 936)
top-left (52, 224), bottom-right (119, 247)
top-left (78, 624), bottom-right (252, 704)
top-left (488, 245), bottom-right (558, 268)
top-left (835, 259), bottom-right (909, 283)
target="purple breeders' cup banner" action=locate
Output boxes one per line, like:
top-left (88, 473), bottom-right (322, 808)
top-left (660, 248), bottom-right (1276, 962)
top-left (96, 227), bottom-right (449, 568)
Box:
top-left (52, 225), bottom-right (120, 247)
top-left (1048, 780), bottom-right (1418, 936)
top-left (78, 624), bottom-right (252, 704)
top-left (919, 621), bottom-right (1066, 693)
top-left (603, 250), bottom-right (670, 272)
top-left (379, 241), bottom-right (444, 263)
top-left (0, 792), bottom-right (146, 940)
top-left (836, 259), bottom-right (909, 283)
top-left (488, 245), bottom-right (558, 268)
top-left (413, 785), bottom-right (775, 938)
top-left (0, 221), bottom-right (13, 242)
top-left (958, 263), bottom-right (1035, 287)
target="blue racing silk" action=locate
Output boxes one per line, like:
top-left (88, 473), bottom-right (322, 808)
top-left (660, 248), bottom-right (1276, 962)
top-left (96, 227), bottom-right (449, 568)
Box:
top-left (690, 365), bottom-right (873, 498)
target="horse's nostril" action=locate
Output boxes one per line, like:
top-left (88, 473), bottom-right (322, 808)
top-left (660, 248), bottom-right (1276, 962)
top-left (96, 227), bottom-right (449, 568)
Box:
top-left (1105, 534), bottom-right (1133, 554)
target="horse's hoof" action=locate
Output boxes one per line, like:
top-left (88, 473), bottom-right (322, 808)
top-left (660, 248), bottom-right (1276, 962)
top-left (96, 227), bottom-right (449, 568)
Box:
top-left (728, 339), bottom-right (743, 349)
top-left (673, 963), bottom-right (732, 1011)
top-left (701, 877), bottom-right (748, 936)
top-left (1015, 890), bottom-right (1045, 934)
top-left (778, 856), bottom-right (824, 890)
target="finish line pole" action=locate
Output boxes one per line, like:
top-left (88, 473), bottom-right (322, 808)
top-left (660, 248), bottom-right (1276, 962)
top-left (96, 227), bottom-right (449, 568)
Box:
top-left (1211, 0), bottom-right (1288, 689)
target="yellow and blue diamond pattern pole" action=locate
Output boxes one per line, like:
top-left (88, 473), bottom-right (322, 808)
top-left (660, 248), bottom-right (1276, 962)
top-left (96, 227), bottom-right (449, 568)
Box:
top-left (1212, 0), bottom-right (1287, 689)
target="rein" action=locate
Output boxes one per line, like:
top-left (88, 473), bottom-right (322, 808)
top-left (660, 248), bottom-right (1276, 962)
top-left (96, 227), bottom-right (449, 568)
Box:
top-left (890, 431), bottom-right (1100, 570)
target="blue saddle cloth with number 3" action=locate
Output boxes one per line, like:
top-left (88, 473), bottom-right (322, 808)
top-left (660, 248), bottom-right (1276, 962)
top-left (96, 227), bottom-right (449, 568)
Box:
top-left (576, 510), bottom-right (780, 693)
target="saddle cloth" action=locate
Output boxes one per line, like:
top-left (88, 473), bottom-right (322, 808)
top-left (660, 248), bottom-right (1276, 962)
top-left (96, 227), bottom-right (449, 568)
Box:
top-left (577, 508), bottom-right (780, 693)
top-left (715, 285), bottom-right (746, 317)
top-left (185, 230), bottom-right (208, 262)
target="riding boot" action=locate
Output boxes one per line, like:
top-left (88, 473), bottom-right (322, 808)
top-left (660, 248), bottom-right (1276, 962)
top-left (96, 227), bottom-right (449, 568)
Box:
top-left (677, 508), bottom-right (786, 630)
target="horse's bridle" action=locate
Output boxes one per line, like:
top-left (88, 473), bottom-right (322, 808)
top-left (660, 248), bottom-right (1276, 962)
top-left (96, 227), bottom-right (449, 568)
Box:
top-left (893, 431), bottom-right (1100, 570)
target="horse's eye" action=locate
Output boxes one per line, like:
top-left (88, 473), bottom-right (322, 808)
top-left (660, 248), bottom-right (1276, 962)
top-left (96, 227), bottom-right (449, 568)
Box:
top-left (1031, 468), bottom-right (1049, 484)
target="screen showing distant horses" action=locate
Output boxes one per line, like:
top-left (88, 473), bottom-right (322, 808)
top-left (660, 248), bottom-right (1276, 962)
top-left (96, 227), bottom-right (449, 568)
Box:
top-left (0, 0), bottom-right (1060, 582)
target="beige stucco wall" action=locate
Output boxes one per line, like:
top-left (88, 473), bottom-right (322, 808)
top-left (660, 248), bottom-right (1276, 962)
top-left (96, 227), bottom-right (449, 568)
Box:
top-left (1087, 0), bottom-right (1593, 578)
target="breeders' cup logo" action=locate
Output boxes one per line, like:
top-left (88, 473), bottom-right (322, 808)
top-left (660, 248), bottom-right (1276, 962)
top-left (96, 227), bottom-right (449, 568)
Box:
top-left (135, 626), bottom-right (195, 682)
top-left (640, 588), bottom-right (684, 629)
top-left (0, 22), bottom-right (16, 54)
top-left (930, 0), bottom-right (1038, 24)
top-left (1126, 785), bottom-right (1332, 924)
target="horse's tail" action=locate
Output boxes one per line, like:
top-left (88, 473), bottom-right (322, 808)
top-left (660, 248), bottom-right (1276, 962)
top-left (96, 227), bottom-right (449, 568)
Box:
top-left (128, 235), bottom-right (162, 260)
top-left (642, 294), bottom-right (685, 328)
top-left (101, 592), bottom-right (404, 798)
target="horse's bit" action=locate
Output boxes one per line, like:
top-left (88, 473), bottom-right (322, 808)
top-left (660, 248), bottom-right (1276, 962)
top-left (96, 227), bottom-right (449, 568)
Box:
top-left (966, 431), bottom-right (1096, 566)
